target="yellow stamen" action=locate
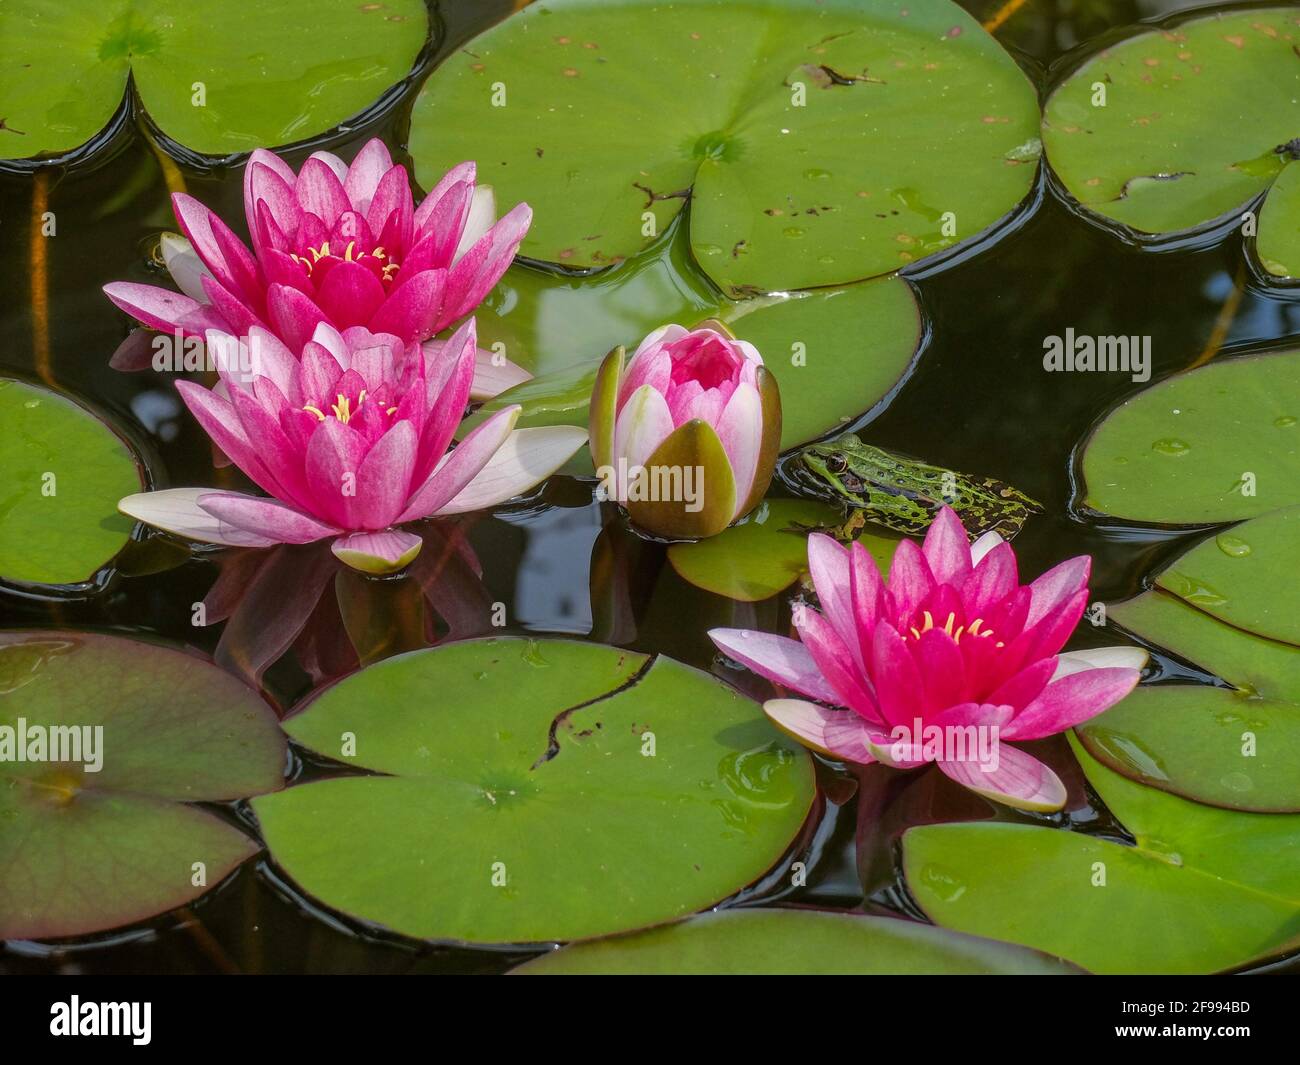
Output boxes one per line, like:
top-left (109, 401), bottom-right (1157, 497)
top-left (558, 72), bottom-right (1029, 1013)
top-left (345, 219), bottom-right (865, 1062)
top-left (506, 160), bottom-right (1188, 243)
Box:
top-left (303, 404), bottom-right (326, 421)
top-left (373, 246), bottom-right (386, 260)
top-left (344, 240), bottom-right (356, 261)
top-left (330, 393), bottom-right (352, 423)
top-left (942, 612), bottom-right (956, 636)
top-left (386, 406), bottom-right (398, 415)
top-left (309, 242), bottom-right (331, 262)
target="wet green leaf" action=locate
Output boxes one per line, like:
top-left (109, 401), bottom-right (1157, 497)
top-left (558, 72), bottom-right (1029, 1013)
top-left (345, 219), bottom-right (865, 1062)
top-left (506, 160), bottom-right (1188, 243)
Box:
top-left (1257, 160), bottom-right (1300, 280)
top-left (1080, 349), bottom-right (1300, 523)
top-left (511, 908), bottom-right (1082, 974)
top-left (1078, 589), bottom-right (1300, 811)
top-left (1155, 506), bottom-right (1300, 645)
top-left (0, 0), bottom-right (427, 160)
top-left (904, 739), bottom-right (1300, 974)
top-left (472, 240), bottom-right (920, 451)
top-left (1043, 7), bottom-right (1300, 277)
top-left (410, 0), bottom-right (1038, 293)
top-left (668, 499), bottom-right (897, 602)
top-left (253, 637), bottom-right (815, 943)
top-left (0, 631), bottom-right (285, 939)
top-left (0, 378), bottom-right (142, 586)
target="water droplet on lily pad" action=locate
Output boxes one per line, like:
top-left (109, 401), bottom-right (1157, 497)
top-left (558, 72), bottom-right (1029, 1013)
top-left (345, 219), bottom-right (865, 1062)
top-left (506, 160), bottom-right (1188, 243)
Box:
top-left (919, 863), bottom-right (967, 902)
top-left (1151, 438), bottom-right (1190, 456)
top-left (1215, 534), bottom-right (1251, 557)
top-left (1274, 415), bottom-right (1296, 428)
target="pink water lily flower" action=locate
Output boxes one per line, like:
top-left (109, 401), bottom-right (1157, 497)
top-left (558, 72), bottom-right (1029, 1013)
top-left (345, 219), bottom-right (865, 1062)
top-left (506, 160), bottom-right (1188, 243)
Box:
top-left (710, 508), bottom-right (1146, 811)
top-left (104, 138), bottom-right (530, 350)
top-left (118, 319), bottom-right (586, 574)
top-left (589, 322), bottom-right (781, 539)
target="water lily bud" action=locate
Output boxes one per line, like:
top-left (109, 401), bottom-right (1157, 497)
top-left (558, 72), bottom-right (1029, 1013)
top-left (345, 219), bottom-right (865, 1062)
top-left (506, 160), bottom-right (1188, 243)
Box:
top-left (589, 321), bottom-right (781, 539)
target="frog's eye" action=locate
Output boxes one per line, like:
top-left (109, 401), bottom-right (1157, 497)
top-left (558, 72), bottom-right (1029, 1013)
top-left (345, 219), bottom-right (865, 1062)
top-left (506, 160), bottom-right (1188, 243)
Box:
top-left (826, 454), bottom-right (848, 475)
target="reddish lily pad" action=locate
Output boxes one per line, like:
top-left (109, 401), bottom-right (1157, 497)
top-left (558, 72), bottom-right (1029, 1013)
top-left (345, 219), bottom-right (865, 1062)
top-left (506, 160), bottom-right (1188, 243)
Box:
top-left (0, 631), bottom-right (285, 940)
top-left (253, 638), bottom-right (815, 944)
top-left (511, 908), bottom-right (1082, 974)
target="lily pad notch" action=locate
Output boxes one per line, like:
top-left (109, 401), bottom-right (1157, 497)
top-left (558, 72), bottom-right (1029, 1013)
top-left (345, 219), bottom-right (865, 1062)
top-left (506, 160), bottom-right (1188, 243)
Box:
top-left (409, 0), bottom-right (1041, 293)
top-left (253, 637), bottom-right (817, 944)
top-left (0, 0), bottom-right (429, 162)
top-left (1042, 7), bottom-right (1300, 279)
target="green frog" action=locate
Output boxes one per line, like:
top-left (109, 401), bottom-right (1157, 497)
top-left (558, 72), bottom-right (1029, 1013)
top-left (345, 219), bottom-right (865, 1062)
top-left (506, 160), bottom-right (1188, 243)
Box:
top-left (782, 435), bottom-right (1042, 541)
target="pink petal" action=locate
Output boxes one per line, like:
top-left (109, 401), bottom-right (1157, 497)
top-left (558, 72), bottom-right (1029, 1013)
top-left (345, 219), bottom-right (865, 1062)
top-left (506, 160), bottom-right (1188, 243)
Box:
top-left (795, 606), bottom-right (879, 720)
top-left (961, 540), bottom-right (1018, 619)
top-left (709, 628), bottom-right (842, 705)
top-left (343, 139), bottom-right (395, 216)
top-left (921, 506), bottom-right (972, 585)
top-left (268, 283), bottom-right (329, 354)
top-left (870, 622), bottom-right (923, 727)
top-left (103, 282), bottom-right (203, 334)
top-left (1052, 647), bottom-right (1148, 679)
top-left (1002, 666), bottom-right (1142, 741)
top-left (984, 656), bottom-right (1057, 713)
top-left (912, 627), bottom-right (967, 715)
top-left (369, 269), bottom-right (447, 344)
top-left (414, 162), bottom-right (476, 229)
top-left (938, 745), bottom-right (1068, 811)
top-left (355, 420), bottom-right (418, 529)
top-left (365, 164), bottom-right (414, 250)
top-left (295, 157), bottom-right (351, 228)
top-left (331, 528), bottom-right (423, 575)
top-left (119, 488), bottom-right (277, 547)
top-left (469, 345), bottom-right (532, 400)
top-left (435, 425), bottom-right (587, 516)
top-left (806, 534), bottom-right (864, 672)
top-left (612, 385), bottom-right (674, 477)
top-left (886, 538), bottom-right (935, 627)
top-left (305, 418), bottom-right (368, 528)
top-left (197, 491), bottom-right (340, 544)
top-left (1026, 555), bottom-right (1091, 629)
top-left (243, 150), bottom-right (300, 241)
top-left (401, 406), bottom-right (520, 522)
top-left (315, 260), bottom-right (387, 329)
top-left (763, 699), bottom-right (877, 765)
top-left (714, 381), bottom-right (763, 512)
top-left (443, 202), bottom-right (532, 322)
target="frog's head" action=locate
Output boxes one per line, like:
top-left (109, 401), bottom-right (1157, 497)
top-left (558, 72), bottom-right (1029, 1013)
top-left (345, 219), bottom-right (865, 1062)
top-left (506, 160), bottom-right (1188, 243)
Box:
top-left (780, 435), bottom-right (870, 505)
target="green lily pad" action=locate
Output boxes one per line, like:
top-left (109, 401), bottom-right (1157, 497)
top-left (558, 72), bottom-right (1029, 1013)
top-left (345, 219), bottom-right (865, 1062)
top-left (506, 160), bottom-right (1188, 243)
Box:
top-left (1080, 349), bottom-right (1300, 523)
top-left (510, 908), bottom-right (1082, 974)
top-left (0, 0), bottom-right (427, 160)
top-left (0, 631), bottom-right (285, 940)
top-left (904, 739), bottom-right (1300, 974)
top-left (668, 499), bottom-right (898, 602)
top-left (0, 378), bottom-right (142, 586)
top-left (410, 0), bottom-right (1039, 293)
top-left (472, 247), bottom-right (920, 452)
top-left (1257, 160), bottom-right (1300, 279)
top-left (1078, 590), bottom-right (1300, 812)
top-left (1042, 8), bottom-right (1300, 277)
top-left (253, 637), bottom-right (816, 944)
top-left (1155, 505), bottom-right (1300, 645)
top-left (721, 278), bottom-right (921, 449)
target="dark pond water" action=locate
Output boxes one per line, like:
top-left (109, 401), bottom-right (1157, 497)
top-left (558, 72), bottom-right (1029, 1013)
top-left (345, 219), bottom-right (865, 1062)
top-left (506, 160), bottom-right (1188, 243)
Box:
top-left (1, 0), bottom-right (1297, 973)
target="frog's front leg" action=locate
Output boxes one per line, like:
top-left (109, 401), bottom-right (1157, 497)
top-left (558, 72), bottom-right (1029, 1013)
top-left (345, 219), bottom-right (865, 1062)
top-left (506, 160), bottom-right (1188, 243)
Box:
top-left (782, 509), bottom-right (866, 545)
